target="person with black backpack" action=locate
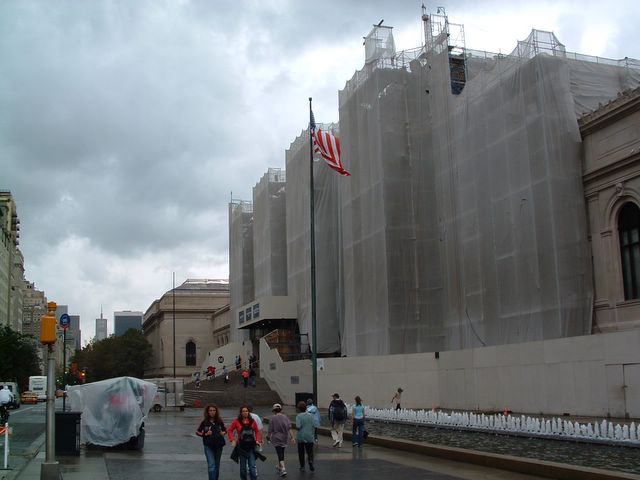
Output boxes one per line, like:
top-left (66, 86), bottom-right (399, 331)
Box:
top-left (228, 405), bottom-right (263, 480)
top-left (328, 393), bottom-right (348, 447)
top-left (195, 404), bottom-right (227, 480)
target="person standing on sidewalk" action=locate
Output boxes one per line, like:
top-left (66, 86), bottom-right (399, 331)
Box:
top-left (329, 393), bottom-right (348, 447)
top-left (351, 396), bottom-right (366, 447)
top-left (228, 405), bottom-right (262, 480)
top-left (295, 401), bottom-right (315, 472)
top-left (195, 404), bottom-right (227, 480)
top-left (267, 403), bottom-right (295, 476)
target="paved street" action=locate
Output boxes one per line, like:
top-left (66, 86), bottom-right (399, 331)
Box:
top-left (0, 402), bottom-right (46, 478)
top-left (8, 406), bottom-right (549, 480)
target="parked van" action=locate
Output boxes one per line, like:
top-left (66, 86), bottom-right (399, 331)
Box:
top-left (0, 381), bottom-right (21, 409)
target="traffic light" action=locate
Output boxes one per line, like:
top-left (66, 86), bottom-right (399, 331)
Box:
top-left (40, 301), bottom-right (57, 345)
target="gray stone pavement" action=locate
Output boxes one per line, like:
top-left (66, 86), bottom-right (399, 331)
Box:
top-left (4, 406), bottom-right (554, 480)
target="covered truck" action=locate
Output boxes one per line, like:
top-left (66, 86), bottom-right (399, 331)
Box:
top-left (67, 376), bottom-right (157, 449)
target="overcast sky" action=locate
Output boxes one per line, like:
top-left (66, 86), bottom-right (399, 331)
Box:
top-left (2, 0), bottom-right (639, 343)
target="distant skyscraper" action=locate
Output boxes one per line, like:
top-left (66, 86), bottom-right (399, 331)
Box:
top-left (95, 316), bottom-right (107, 341)
top-left (114, 311), bottom-right (143, 336)
top-left (69, 314), bottom-right (81, 350)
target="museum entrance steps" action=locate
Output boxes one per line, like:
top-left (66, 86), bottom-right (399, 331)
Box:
top-left (183, 368), bottom-right (281, 407)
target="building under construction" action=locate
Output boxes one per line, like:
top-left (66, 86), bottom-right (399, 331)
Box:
top-left (229, 9), bottom-right (640, 358)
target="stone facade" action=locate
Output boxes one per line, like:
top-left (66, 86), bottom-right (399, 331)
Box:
top-left (581, 87), bottom-right (640, 332)
top-left (0, 191), bottom-right (23, 330)
top-left (143, 279), bottom-right (230, 378)
top-left (212, 304), bottom-right (230, 349)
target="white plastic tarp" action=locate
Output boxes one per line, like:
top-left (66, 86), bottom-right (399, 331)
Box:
top-left (67, 376), bottom-right (157, 447)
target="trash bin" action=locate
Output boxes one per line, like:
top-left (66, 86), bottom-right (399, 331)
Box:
top-left (295, 392), bottom-right (314, 405)
top-left (55, 411), bottom-right (81, 456)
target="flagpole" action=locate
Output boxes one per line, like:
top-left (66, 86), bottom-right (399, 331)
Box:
top-left (308, 97), bottom-right (318, 405)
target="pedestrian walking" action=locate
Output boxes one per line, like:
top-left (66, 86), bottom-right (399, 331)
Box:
top-left (267, 403), bottom-right (295, 476)
top-left (249, 367), bottom-right (257, 387)
top-left (305, 398), bottom-right (321, 442)
top-left (241, 368), bottom-right (249, 388)
top-left (391, 387), bottom-right (403, 411)
top-left (195, 404), bottom-right (227, 480)
top-left (223, 366), bottom-right (229, 384)
top-left (351, 396), bottom-right (366, 447)
top-left (247, 405), bottom-right (263, 433)
top-left (328, 393), bottom-right (347, 447)
top-left (295, 401), bottom-right (315, 472)
top-left (235, 355), bottom-right (242, 370)
top-left (228, 405), bottom-right (262, 480)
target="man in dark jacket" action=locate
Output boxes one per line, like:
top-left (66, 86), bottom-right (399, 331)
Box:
top-left (328, 393), bottom-right (347, 447)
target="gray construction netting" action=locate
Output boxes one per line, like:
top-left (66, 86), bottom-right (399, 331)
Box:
top-left (228, 200), bottom-right (254, 343)
top-left (286, 129), bottom-right (343, 354)
top-left (335, 28), bottom-right (640, 356)
top-left (232, 27), bottom-right (640, 357)
top-left (252, 169), bottom-right (288, 298)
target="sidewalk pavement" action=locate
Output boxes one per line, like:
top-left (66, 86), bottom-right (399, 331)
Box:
top-left (1, 406), bottom-right (615, 480)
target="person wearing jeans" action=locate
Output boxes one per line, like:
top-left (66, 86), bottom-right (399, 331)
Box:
top-left (228, 405), bottom-right (262, 480)
top-left (295, 401), bottom-right (315, 471)
top-left (195, 404), bottom-right (226, 480)
top-left (351, 396), bottom-right (365, 447)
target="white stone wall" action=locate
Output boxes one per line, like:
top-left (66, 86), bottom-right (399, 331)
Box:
top-left (200, 341), bottom-right (254, 374)
top-left (260, 331), bottom-right (640, 418)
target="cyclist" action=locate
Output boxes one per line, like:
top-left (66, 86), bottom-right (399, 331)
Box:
top-left (0, 385), bottom-right (13, 425)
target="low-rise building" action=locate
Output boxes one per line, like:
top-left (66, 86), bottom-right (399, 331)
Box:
top-left (143, 279), bottom-right (230, 378)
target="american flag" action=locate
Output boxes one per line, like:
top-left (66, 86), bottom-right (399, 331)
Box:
top-left (310, 110), bottom-right (351, 177)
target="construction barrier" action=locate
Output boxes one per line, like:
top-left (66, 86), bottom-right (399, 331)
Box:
top-left (0, 423), bottom-right (9, 469)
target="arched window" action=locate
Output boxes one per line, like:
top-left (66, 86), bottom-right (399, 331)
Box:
top-left (186, 341), bottom-right (196, 366)
top-left (619, 202), bottom-right (640, 300)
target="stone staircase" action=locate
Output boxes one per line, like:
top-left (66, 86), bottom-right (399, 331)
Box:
top-left (183, 369), bottom-right (281, 408)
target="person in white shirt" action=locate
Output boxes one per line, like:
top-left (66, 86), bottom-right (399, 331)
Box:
top-left (0, 386), bottom-right (13, 424)
top-left (249, 409), bottom-right (263, 430)
top-left (0, 386), bottom-right (13, 405)
top-left (248, 405), bottom-right (264, 452)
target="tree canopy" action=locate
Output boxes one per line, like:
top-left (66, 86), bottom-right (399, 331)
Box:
top-left (72, 329), bottom-right (153, 382)
top-left (0, 325), bottom-right (42, 389)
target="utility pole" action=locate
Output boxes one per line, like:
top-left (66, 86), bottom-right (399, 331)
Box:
top-left (308, 97), bottom-right (318, 404)
top-left (173, 272), bottom-right (176, 379)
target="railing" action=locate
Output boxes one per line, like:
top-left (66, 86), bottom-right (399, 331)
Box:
top-left (263, 329), bottom-right (311, 362)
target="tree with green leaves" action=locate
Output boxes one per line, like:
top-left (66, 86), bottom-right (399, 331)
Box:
top-left (72, 329), bottom-right (153, 382)
top-left (0, 325), bottom-right (42, 390)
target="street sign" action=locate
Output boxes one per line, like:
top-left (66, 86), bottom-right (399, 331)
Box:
top-left (59, 313), bottom-right (71, 330)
